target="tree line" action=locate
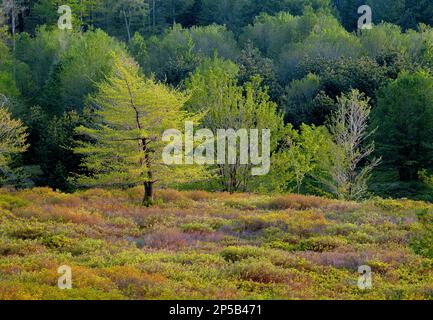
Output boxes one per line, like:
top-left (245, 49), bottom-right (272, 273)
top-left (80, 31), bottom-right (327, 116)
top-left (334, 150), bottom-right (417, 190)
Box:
top-left (1, 0), bottom-right (433, 203)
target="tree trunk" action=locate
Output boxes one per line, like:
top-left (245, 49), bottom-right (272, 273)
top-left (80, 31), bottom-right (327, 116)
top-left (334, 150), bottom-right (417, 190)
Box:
top-left (152, 0), bottom-right (156, 29)
top-left (122, 10), bottom-right (131, 42)
top-left (141, 138), bottom-right (154, 207)
top-left (143, 181), bottom-right (154, 207)
top-left (11, 6), bottom-right (16, 53)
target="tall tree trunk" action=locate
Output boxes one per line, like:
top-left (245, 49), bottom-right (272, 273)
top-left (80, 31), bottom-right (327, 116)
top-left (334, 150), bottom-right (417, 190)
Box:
top-left (152, 0), bottom-right (156, 29)
top-left (142, 138), bottom-right (154, 207)
top-left (11, 5), bottom-right (16, 53)
top-left (142, 162), bottom-right (154, 207)
top-left (11, 4), bottom-right (16, 80)
top-left (122, 9), bottom-right (131, 42)
top-left (172, 0), bottom-right (176, 24)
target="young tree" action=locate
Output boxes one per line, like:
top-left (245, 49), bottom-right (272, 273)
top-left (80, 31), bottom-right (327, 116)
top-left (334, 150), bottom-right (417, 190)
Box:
top-left (260, 123), bottom-right (333, 194)
top-left (186, 57), bottom-right (285, 192)
top-left (325, 89), bottom-right (380, 200)
top-left (74, 54), bottom-right (193, 206)
top-left (0, 94), bottom-right (28, 173)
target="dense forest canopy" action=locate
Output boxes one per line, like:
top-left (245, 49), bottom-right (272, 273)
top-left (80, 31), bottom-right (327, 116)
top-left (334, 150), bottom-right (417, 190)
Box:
top-left (1, 0), bottom-right (433, 202)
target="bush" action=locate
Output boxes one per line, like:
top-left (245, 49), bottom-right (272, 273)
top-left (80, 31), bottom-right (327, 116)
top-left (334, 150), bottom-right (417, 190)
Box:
top-left (143, 227), bottom-right (191, 250)
top-left (410, 210), bottom-right (433, 258)
top-left (0, 194), bottom-right (30, 210)
top-left (258, 194), bottom-right (334, 210)
top-left (156, 189), bottom-right (187, 203)
top-left (298, 236), bottom-right (348, 252)
top-left (220, 246), bottom-right (265, 262)
top-left (180, 222), bottom-right (214, 234)
top-left (230, 258), bottom-right (292, 284)
top-left (184, 190), bottom-right (212, 202)
top-left (41, 234), bottom-right (73, 249)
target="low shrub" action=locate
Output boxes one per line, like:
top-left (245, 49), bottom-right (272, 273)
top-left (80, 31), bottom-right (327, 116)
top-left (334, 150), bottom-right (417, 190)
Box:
top-left (0, 195), bottom-right (30, 210)
top-left (257, 194), bottom-right (333, 211)
top-left (156, 189), bottom-right (187, 203)
top-left (41, 234), bottom-right (73, 249)
top-left (230, 258), bottom-right (293, 284)
top-left (180, 222), bottom-right (214, 234)
top-left (220, 246), bottom-right (265, 262)
top-left (184, 190), bottom-right (212, 202)
top-left (143, 227), bottom-right (191, 250)
top-left (410, 209), bottom-right (433, 258)
top-left (298, 236), bottom-right (348, 252)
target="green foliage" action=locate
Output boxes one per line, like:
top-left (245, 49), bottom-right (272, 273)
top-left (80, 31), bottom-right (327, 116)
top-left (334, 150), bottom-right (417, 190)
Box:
top-left (410, 209), bottom-right (433, 258)
top-left (0, 98), bottom-right (28, 183)
top-left (281, 73), bottom-right (331, 126)
top-left (74, 53), bottom-right (200, 204)
top-left (0, 194), bottom-right (29, 209)
top-left (298, 235), bottom-right (348, 252)
top-left (186, 56), bottom-right (285, 192)
top-left (2, 0), bottom-right (433, 199)
top-left (373, 70), bottom-right (433, 182)
top-left (237, 41), bottom-right (281, 100)
top-left (140, 24), bottom-right (239, 85)
top-left (258, 124), bottom-right (333, 194)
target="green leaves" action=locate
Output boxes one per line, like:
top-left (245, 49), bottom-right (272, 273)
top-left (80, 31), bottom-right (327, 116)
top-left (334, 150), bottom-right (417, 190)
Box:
top-left (373, 71), bottom-right (433, 181)
top-left (73, 53), bottom-right (200, 195)
top-left (0, 97), bottom-right (28, 173)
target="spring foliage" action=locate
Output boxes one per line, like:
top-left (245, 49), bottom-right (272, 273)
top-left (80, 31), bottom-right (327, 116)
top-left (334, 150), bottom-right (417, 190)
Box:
top-left (73, 54), bottom-right (200, 204)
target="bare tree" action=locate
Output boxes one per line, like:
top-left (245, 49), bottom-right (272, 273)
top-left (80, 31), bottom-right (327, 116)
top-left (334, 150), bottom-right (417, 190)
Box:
top-left (1, 0), bottom-right (26, 53)
top-left (115, 0), bottom-right (148, 42)
top-left (325, 89), bottom-right (380, 200)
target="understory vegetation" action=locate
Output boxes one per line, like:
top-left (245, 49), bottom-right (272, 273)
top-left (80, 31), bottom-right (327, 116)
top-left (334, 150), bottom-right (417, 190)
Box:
top-left (0, 187), bottom-right (432, 300)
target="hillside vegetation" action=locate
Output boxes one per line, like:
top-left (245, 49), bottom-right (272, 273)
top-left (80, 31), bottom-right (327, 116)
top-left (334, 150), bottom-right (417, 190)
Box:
top-left (0, 187), bottom-right (432, 300)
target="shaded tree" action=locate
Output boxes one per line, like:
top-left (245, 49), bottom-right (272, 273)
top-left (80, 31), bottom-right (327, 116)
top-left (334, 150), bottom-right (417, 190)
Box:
top-left (373, 71), bottom-right (433, 182)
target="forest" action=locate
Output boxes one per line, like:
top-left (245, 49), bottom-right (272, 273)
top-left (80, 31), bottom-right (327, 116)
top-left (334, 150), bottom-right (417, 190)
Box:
top-left (1, 0), bottom-right (433, 202)
top-left (0, 0), bottom-right (433, 301)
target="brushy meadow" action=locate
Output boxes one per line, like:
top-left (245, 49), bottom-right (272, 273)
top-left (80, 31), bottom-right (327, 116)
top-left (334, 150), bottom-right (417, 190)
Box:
top-left (0, 187), bottom-right (432, 300)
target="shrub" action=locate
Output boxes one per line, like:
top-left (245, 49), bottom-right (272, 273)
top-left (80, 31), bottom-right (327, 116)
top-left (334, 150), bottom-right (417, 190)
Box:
top-left (6, 222), bottom-right (45, 240)
top-left (184, 190), bottom-right (212, 202)
top-left (16, 205), bottom-right (104, 225)
top-left (298, 236), bottom-right (348, 252)
top-left (143, 228), bottom-right (191, 250)
top-left (41, 234), bottom-right (73, 249)
top-left (180, 222), bottom-right (214, 234)
top-left (156, 189), bottom-right (187, 203)
top-left (230, 258), bottom-right (293, 284)
top-left (220, 246), bottom-right (265, 262)
top-left (410, 209), bottom-right (433, 258)
top-left (0, 238), bottom-right (46, 256)
top-left (0, 195), bottom-right (30, 210)
top-left (258, 194), bottom-right (334, 210)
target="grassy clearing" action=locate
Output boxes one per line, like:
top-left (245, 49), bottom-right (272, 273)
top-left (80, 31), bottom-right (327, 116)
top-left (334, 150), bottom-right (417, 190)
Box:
top-left (0, 187), bottom-right (432, 300)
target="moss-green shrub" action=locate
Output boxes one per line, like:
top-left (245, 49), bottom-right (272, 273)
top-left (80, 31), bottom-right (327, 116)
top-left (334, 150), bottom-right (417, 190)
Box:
top-left (0, 195), bottom-right (30, 210)
top-left (221, 246), bottom-right (265, 262)
top-left (410, 210), bottom-right (433, 258)
top-left (298, 236), bottom-right (348, 252)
